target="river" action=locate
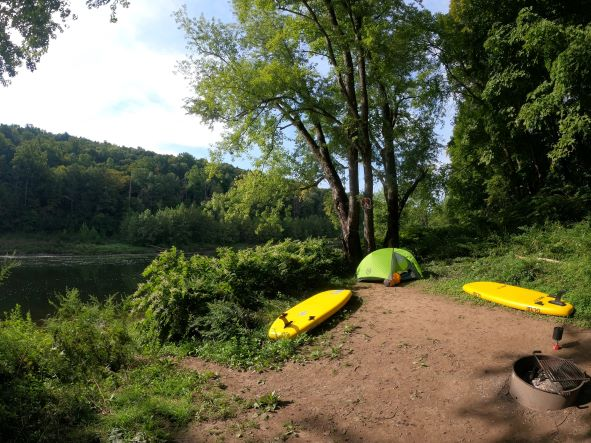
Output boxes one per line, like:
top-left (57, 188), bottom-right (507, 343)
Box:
top-left (0, 255), bottom-right (155, 321)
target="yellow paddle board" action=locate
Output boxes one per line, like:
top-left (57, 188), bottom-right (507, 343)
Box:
top-left (462, 281), bottom-right (574, 317)
top-left (268, 289), bottom-right (353, 339)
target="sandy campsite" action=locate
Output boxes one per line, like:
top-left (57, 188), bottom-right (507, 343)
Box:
top-left (180, 283), bottom-right (591, 442)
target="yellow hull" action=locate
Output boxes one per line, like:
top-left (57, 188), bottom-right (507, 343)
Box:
top-left (462, 282), bottom-right (574, 317)
top-left (268, 289), bottom-right (353, 339)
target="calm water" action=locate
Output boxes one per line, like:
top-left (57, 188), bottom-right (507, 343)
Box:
top-left (0, 255), bottom-right (154, 321)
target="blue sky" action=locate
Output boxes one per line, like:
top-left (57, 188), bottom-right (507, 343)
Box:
top-left (0, 0), bottom-right (451, 163)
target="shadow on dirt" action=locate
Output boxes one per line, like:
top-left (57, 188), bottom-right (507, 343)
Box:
top-left (309, 294), bottom-right (364, 337)
top-left (455, 335), bottom-right (591, 443)
top-left (293, 413), bottom-right (371, 442)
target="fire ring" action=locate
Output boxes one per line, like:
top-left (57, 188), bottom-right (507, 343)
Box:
top-left (509, 354), bottom-right (589, 411)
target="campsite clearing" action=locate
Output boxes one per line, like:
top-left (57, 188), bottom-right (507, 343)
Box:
top-left (180, 283), bottom-right (591, 442)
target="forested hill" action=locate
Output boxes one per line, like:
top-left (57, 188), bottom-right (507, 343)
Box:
top-left (0, 124), bottom-right (336, 245)
top-left (0, 124), bottom-right (242, 236)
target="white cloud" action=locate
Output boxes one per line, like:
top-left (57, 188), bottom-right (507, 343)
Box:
top-left (0, 0), bottom-right (449, 159)
top-left (0, 0), bottom-right (222, 156)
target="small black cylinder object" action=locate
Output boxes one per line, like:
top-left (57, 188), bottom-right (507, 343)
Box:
top-left (553, 326), bottom-right (564, 341)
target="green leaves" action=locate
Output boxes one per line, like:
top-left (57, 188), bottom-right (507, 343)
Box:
top-left (442, 2), bottom-right (591, 227)
top-left (131, 239), bottom-right (346, 343)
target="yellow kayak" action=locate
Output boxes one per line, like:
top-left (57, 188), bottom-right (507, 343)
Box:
top-left (462, 281), bottom-right (574, 317)
top-left (268, 289), bottom-right (353, 339)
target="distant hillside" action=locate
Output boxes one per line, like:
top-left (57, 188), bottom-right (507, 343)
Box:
top-left (0, 124), bottom-right (244, 235)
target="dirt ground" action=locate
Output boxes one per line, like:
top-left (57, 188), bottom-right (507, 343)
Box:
top-left (179, 283), bottom-right (591, 442)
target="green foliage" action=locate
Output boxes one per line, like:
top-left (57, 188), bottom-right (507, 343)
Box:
top-left (203, 170), bottom-right (338, 243)
top-left (0, 124), bottom-right (243, 238)
top-left (440, 1), bottom-right (591, 228)
top-left (0, 256), bottom-right (19, 285)
top-left (132, 239), bottom-right (347, 344)
top-left (177, 0), bottom-right (445, 258)
top-left (100, 361), bottom-right (234, 441)
top-left (78, 222), bottom-right (102, 243)
top-left (0, 291), bottom-right (241, 442)
top-left (195, 330), bottom-right (310, 371)
top-left (251, 391), bottom-right (281, 412)
top-left (401, 223), bottom-right (493, 261)
top-left (283, 215), bottom-right (337, 240)
top-left (423, 220), bottom-right (591, 326)
top-left (0, 305), bottom-right (98, 442)
top-left (121, 205), bottom-right (208, 246)
top-left (47, 289), bottom-right (135, 376)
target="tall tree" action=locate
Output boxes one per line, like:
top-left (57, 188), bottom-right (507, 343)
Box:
top-left (177, 0), bottom-right (443, 262)
top-left (11, 140), bottom-right (51, 209)
top-left (438, 0), bottom-right (591, 227)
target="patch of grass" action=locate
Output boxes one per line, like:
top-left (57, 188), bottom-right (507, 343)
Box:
top-left (421, 220), bottom-right (591, 327)
top-left (250, 391), bottom-right (282, 413)
top-left (0, 295), bottom-right (243, 442)
top-left (98, 360), bottom-right (228, 441)
top-left (194, 330), bottom-right (312, 371)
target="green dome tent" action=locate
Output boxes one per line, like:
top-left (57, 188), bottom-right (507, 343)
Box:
top-left (356, 248), bottom-right (423, 282)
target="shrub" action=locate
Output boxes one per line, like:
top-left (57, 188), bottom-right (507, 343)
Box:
top-left (131, 238), bottom-right (347, 344)
top-left (0, 306), bottom-right (96, 442)
top-left (132, 247), bottom-right (235, 342)
top-left (0, 293), bottom-right (240, 442)
top-left (121, 204), bottom-right (213, 246)
top-left (46, 289), bottom-right (135, 377)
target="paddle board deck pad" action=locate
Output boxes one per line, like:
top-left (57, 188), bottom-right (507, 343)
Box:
top-left (462, 282), bottom-right (574, 317)
top-left (268, 289), bottom-right (353, 339)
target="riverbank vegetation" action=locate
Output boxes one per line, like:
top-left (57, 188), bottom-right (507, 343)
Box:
top-left (130, 239), bottom-right (351, 369)
top-left (0, 290), bottom-right (243, 442)
top-left (0, 239), bottom-right (351, 441)
top-left (0, 125), bottom-right (337, 252)
top-left (2, 0), bottom-right (591, 441)
top-left (423, 220), bottom-right (591, 327)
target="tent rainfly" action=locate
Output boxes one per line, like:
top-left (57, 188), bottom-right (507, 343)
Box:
top-left (356, 248), bottom-right (423, 282)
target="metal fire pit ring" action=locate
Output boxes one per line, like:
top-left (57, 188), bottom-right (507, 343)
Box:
top-left (509, 354), bottom-right (589, 411)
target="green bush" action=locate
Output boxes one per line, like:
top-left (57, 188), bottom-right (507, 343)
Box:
top-left (195, 330), bottom-right (310, 370)
top-left (78, 222), bottom-right (102, 243)
top-left (0, 292), bottom-right (240, 442)
top-left (132, 248), bottom-right (235, 342)
top-left (46, 289), bottom-right (135, 377)
top-left (284, 215), bottom-right (338, 239)
top-left (0, 306), bottom-right (96, 442)
top-left (131, 238), bottom-right (347, 345)
top-left (121, 204), bottom-right (213, 246)
top-left (99, 360), bottom-right (232, 442)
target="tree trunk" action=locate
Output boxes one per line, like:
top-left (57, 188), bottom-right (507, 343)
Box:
top-left (345, 145), bottom-right (363, 263)
top-left (379, 96), bottom-right (400, 248)
top-left (362, 155), bottom-right (376, 252)
top-left (382, 148), bottom-right (400, 248)
top-left (292, 116), bottom-right (362, 264)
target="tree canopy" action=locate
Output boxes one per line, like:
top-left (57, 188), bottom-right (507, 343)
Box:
top-left (438, 0), bottom-right (591, 228)
top-left (177, 0), bottom-right (445, 262)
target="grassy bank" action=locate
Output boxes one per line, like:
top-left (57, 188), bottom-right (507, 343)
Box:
top-left (0, 238), bottom-right (353, 441)
top-left (0, 234), bottom-right (154, 255)
top-left (420, 220), bottom-right (591, 327)
top-left (4, 225), bottom-right (590, 441)
top-left (0, 234), bottom-right (227, 256)
top-left (0, 291), bottom-right (248, 442)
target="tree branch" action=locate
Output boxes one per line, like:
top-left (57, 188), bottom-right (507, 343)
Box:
top-left (399, 168), bottom-right (428, 216)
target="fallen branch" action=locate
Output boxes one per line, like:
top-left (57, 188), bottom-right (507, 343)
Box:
top-left (516, 255), bottom-right (561, 264)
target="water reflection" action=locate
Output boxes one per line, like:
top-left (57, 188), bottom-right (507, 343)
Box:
top-left (0, 255), bottom-right (154, 321)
